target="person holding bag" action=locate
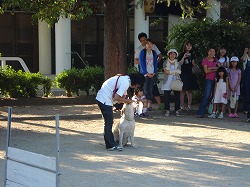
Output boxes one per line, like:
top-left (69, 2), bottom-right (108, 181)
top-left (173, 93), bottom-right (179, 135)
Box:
top-left (177, 41), bottom-right (199, 111)
top-left (227, 56), bottom-right (241, 118)
top-left (161, 49), bottom-right (185, 117)
top-left (208, 67), bottom-right (229, 119)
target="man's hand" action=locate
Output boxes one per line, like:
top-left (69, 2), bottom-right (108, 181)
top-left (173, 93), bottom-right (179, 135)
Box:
top-left (135, 58), bottom-right (139, 65)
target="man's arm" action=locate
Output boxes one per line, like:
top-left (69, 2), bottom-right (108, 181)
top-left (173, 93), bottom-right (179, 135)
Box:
top-left (157, 53), bottom-right (162, 63)
top-left (134, 48), bottom-right (140, 64)
top-left (134, 58), bottom-right (139, 65)
top-left (152, 44), bottom-right (162, 63)
top-left (113, 93), bottom-right (133, 104)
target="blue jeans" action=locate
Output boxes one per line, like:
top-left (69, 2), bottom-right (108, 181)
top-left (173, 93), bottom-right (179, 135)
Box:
top-left (164, 90), bottom-right (180, 111)
top-left (97, 100), bottom-right (117, 149)
top-left (144, 76), bottom-right (154, 101)
top-left (197, 79), bottom-right (215, 116)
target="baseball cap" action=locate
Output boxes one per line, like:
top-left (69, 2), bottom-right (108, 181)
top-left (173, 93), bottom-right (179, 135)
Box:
top-left (230, 56), bottom-right (239, 62)
top-left (167, 49), bottom-right (178, 56)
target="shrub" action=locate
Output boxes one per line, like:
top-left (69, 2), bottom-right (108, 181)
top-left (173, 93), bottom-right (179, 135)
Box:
top-left (82, 66), bottom-right (104, 94)
top-left (55, 68), bottom-right (81, 97)
top-left (127, 63), bottom-right (139, 74)
top-left (0, 68), bottom-right (5, 94)
top-left (0, 66), bottom-right (52, 98)
top-left (55, 66), bottom-right (104, 97)
top-left (42, 77), bottom-right (53, 97)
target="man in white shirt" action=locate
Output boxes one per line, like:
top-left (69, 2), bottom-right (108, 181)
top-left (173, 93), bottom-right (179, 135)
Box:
top-left (134, 32), bottom-right (162, 110)
top-left (134, 32), bottom-right (162, 65)
top-left (96, 73), bottom-right (145, 151)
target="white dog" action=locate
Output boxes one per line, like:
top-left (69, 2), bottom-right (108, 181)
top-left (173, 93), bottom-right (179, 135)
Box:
top-left (113, 103), bottom-right (136, 148)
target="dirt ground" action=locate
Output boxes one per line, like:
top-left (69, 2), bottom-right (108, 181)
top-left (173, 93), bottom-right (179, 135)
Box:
top-left (0, 103), bottom-right (250, 187)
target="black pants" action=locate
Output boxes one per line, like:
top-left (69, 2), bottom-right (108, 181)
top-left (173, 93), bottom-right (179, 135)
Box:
top-left (97, 100), bottom-right (117, 149)
top-left (164, 90), bottom-right (180, 111)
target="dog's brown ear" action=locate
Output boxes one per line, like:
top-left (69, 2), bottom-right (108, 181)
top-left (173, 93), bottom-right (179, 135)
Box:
top-left (120, 103), bottom-right (126, 116)
top-left (120, 108), bottom-right (125, 116)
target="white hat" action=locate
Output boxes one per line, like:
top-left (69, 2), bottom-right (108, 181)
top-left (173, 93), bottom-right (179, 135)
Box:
top-left (167, 49), bottom-right (178, 57)
top-left (230, 56), bottom-right (239, 62)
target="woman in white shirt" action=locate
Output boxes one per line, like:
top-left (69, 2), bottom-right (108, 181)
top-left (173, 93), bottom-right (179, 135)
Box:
top-left (161, 49), bottom-right (186, 117)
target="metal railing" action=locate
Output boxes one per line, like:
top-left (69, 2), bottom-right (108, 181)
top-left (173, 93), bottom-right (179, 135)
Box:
top-left (67, 51), bottom-right (88, 67)
top-left (0, 57), bottom-right (30, 72)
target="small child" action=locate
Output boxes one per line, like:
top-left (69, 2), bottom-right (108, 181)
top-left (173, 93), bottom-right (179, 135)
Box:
top-left (227, 56), bottom-right (241, 118)
top-left (208, 67), bottom-right (229, 119)
top-left (132, 88), bottom-right (149, 117)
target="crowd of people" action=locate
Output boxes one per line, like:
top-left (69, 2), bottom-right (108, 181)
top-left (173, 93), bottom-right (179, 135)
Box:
top-left (133, 32), bottom-right (250, 121)
top-left (95, 32), bottom-right (250, 151)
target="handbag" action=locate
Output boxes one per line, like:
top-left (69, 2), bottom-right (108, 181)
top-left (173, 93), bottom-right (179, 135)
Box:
top-left (192, 64), bottom-right (202, 74)
top-left (230, 92), bottom-right (237, 108)
top-left (171, 74), bottom-right (183, 91)
top-left (208, 98), bottom-right (214, 114)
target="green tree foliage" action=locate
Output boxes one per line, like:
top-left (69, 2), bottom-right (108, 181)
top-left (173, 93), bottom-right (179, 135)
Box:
top-left (0, 0), bottom-right (93, 25)
top-left (226, 0), bottom-right (250, 24)
top-left (158, 0), bottom-right (249, 24)
top-left (157, 0), bottom-right (207, 17)
top-left (166, 18), bottom-right (249, 64)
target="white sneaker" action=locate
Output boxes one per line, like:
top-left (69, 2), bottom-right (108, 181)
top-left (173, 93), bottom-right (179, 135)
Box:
top-left (208, 113), bottom-right (216, 118)
top-left (218, 113), bottom-right (224, 119)
top-left (176, 110), bottom-right (181, 117)
top-left (165, 110), bottom-right (170, 117)
top-left (107, 146), bottom-right (122, 151)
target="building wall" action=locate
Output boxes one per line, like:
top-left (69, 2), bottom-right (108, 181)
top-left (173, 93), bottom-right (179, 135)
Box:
top-left (71, 15), bottom-right (168, 70)
top-left (0, 13), bottom-right (184, 73)
top-left (0, 13), bottom-right (38, 72)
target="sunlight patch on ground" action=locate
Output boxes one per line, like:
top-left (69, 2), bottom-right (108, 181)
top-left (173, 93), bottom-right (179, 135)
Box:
top-left (0, 150), bottom-right (5, 159)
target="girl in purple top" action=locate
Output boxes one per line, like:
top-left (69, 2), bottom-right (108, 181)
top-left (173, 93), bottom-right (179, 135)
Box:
top-left (197, 47), bottom-right (219, 117)
top-left (227, 57), bottom-right (241, 118)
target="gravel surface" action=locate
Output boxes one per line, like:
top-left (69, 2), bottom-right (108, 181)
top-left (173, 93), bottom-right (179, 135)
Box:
top-left (0, 103), bottom-right (250, 187)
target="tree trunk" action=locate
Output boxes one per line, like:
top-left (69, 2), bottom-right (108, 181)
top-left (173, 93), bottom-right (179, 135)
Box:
top-left (103, 0), bottom-right (128, 80)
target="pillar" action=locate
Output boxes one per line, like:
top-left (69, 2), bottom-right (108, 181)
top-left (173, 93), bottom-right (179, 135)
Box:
top-left (206, 0), bottom-right (221, 21)
top-left (134, 0), bottom-right (149, 49)
top-left (38, 20), bottom-right (51, 74)
top-left (55, 16), bottom-right (71, 75)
